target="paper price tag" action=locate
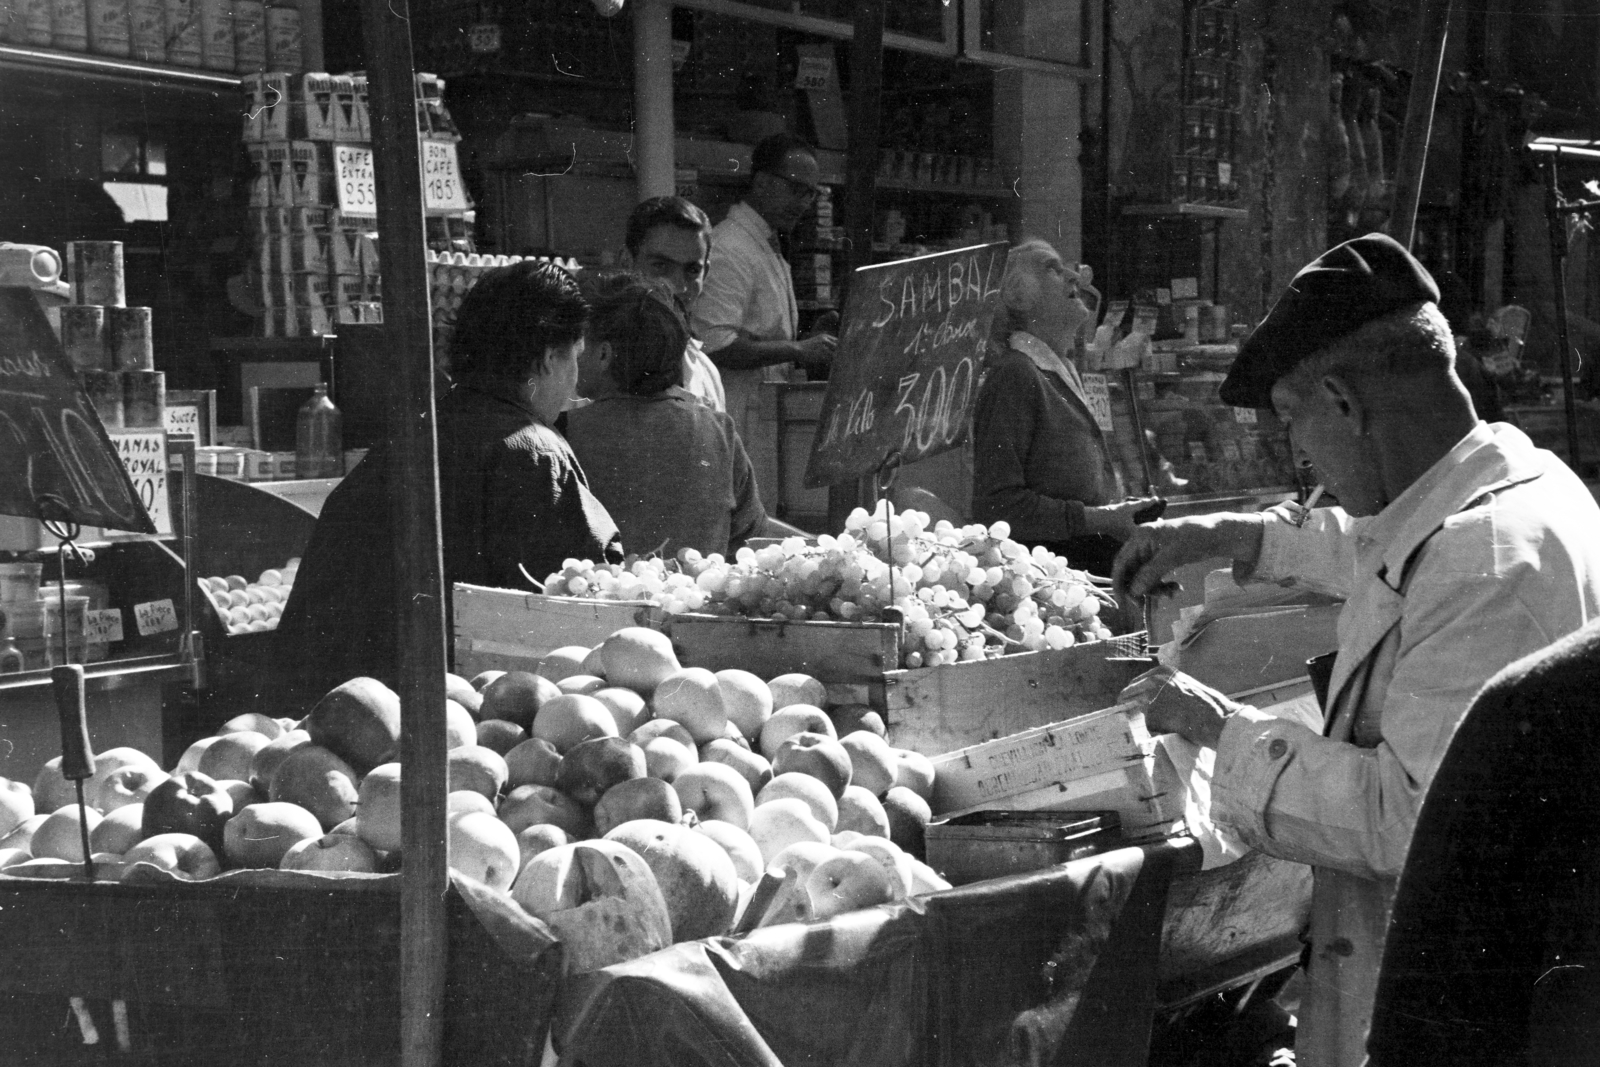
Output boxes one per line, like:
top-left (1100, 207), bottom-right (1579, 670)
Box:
top-left (164, 403), bottom-right (200, 440)
top-left (795, 54), bottom-right (833, 90)
top-left (1081, 373), bottom-right (1115, 433)
top-left (422, 140), bottom-right (467, 212)
top-left (134, 598), bottom-right (179, 636)
top-left (86, 608), bottom-right (124, 643)
top-left (110, 429), bottom-right (172, 536)
top-left (468, 22), bottom-right (501, 53)
top-left (335, 145), bottom-right (377, 218)
top-left (1232, 406), bottom-right (1259, 424)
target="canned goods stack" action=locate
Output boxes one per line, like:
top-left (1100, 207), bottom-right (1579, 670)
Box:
top-left (45, 240), bottom-right (165, 432)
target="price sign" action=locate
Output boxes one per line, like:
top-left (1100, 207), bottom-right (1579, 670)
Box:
top-left (468, 22), bottom-right (501, 53)
top-left (1081, 373), bottom-right (1115, 433)
top-left (423, 140), bottom-right (468, 212)
top-left (134, 598), bottom-right (178, 637)
top-left (1232, 406), bottom-right (1259, 424)
top-left (86, 608), bottom-right (124, 644)
top-left (164, 403), bottom-right (199, 440)
top-left (109, 429), bottom-right (171, 536)
top-left (796, 53), bottom-right (833, 90)
top-left (335, 144), bottom-right (377, 218)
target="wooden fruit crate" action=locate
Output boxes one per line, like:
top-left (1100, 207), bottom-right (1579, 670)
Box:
top-left (452, 583), bottom-right (667, 676)
top-left (665, 613), bottom-right (902, 688)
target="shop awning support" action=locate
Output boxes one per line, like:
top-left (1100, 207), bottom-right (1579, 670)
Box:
top-left (360, 0), bottom-right (452, 1063)
top-left (633, 0), bottom-right (676, 198)
top-left (1387, 0), bottom-right (1452, 247)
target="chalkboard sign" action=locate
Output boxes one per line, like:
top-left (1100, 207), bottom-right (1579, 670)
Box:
top-left (0, 287), bottom-right (156, 533)
top-left (804, 242), bottom-right (1007, 488)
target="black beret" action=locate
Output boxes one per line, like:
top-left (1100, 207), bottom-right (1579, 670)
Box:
top-left (1219, 232), bottom-right (1441, 409)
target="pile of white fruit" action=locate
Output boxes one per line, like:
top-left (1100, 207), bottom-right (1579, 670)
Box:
top-left (541, 502), bottom-right (1119, 668)
top-left (0, 624), bottom-right (947, 978)
top-left (198, 558), bottom-right (299, 635)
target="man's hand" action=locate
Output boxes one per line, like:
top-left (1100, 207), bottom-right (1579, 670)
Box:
top-left (796, 332), bottom-right (836, 363)
top-left (1120, 665), bottom-right (1245, 750)
top-left (1111, 513), bottom-right (1267, 601)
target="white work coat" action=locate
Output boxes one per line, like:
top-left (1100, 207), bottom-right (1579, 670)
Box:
top-left (1210, 422), bottom-right (1600, 1067)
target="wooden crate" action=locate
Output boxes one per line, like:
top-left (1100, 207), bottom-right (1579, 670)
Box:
top-left (452, 583), bottom-right (666, 676)
top-left (1172, 604), bottom-right (1340, 695)
top-left (882, 633), bottom-right (1151, 755)
top-left (666, 614), bottom-right (901, 688)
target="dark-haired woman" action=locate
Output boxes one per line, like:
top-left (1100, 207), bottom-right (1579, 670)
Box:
top-left (277, 261), bottom-right (622, 703)
top-left (563, 272), bottom-right (766, 557)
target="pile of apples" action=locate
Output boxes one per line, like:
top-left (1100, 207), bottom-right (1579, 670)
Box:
top-left (0, 625), bottom-right (949, 977)
top-left (541, 503), bottom-right (1120, 668)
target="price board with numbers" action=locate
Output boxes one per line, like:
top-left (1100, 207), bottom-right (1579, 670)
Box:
top-left (422, 140), bottom-right (468, 213)
top-left (109, 429), bottom-right (172, 536)
top-left (335, 145), bottom-right (378, 218)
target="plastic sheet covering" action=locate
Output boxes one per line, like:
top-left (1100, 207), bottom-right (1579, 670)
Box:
top-left (557, 839), bottom-right (1198, 1067)
top-left (0, 867), bottom-right (562, 1066)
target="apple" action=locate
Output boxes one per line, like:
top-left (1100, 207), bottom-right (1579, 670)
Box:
top-left (652, 668), bottom-right (728, 744)
top-left (720, 721), bottom-right (751, 750)
top-left (124, 832), bottom-right (221, 880)
top-left (747, 798), bottom-right (830, 864)
top-left (449, 790), bottom-right (497, 818)
top-left (448, 745), bottom-right (510, 801)
top-left (498, 784), bottom-right (591, 838)
top-left (556, 674), bottom-right (608, 696)
top-left (555, 736), bottom-right (646, 807)
top-left (772, 733), bottom-right (852, 798)
top-left (750, 865), bottom-right (813, 927)
top-left (595, 777), bottom-right (681, 836)
top-left (537, 646), bottom-right (592, 684)
top-left (304, 677), bottom-right (402, 775)
top-left (480, 671), bottom-right (560, 732)
top-left (223, 801), bottom-right (323, 868)
top-left (0, 777), bottom-right (34, 837)
top-left (445, 673), bottom-right (483, 717)
top-left (806, 851), bottom-right (895, 920)
top-left (831, 830), bottom-right (867, 850)
top-left (32, 757), bottom-right (76, 813)
top-left (768, 840), bottom-right (838, 890)
top-left (0, 814), bottom-right (46, 853)
top-left (32, 805), bottom-right (102, 861)
top-left (511, 840), bottom-right (673, 974)
top-left (471, 670), bottom-right (506, 692)
top-left (672, 763), bottom-right (755, 831)
top-left (839, 732), bottom-right (898, 797)
top-left (0, 847), bottom-right (30, 870)
top-left (84, 747), bottom-right (162, 805)
top-left (604, 819), bottom-right (739, 941)
top-left (836, 785), bottom-right (891, 838)
top-left (268, 745), bottom-right (359, 830)
top-left (532, 694), bottom-right (619, 754)
top-left (142, 771), bottom-right (234, 850)
top-left (89, 804), bottom-right (145, 855)
top-left (445, 700), bottom-right (477, 749)
top-left (355, 763), bottom-right (404, 852)
top-left (766, 673), bottom-right (826, 712)
top-left (642, 736), bottom-right (697, 781)
top-left (448, 810), bottom-right (521, 891)
top-left (882, 786), bottom-right (932, 860)
top-left (715, 669), bottom-right (772, 740)
top-left (249, 730), bottom-right (311, 793)
top-left (514, 823), bottom-right (569, 871)
top-left (173, 737), bottom-right (221, 776)
top-left (280, 832), bottom-right (380, 873)
top-left (693, 819), bottom-right (763, 883)
top-left (844, 837), bottom-right (914, 901)
top-left (757, 773), bottom-right (838, 832)
top-left (591, 688), bottom-right (650, 736)
top-left (504, 737), bottom-right (563, 789)
top-left (758, 705), bottom-right (835, 759)
top-left (909, 858), bottom-right (952, 896)
top-left (330, 816), bottom-right (359, 836)
top-left (93, 766), bottom-right (167, 813)
top-left (219, 712), bottom-right (286, 740)
top-left (698, 739), bottom-right (771, 795)
top-left (830, 704), bottom-right (886, 739)
top-left (476, 718), bottom-right (528, 756)
top-left (893, 750), bottom-right (936, 801)
top-left (216, 779), bottom-right (263, 812)
top-left (599, 627), bottom-right (680, 697)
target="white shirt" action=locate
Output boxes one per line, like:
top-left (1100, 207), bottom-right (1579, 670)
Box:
top-left (691, 202), bottom-right (799, 358)
top-left (680, 337), bottom-right (726, 412)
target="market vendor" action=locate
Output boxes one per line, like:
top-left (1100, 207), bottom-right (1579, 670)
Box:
top-left (623, 195), bottom-right (726, 411)
top-left (564, 271), bottom-right (766, 557)
top-left (972, 238), bottom-right (1160, 576)
top-left (1112, 232), bottom-right (1600, 1067)
top-left (277, 261), bottom-right (623, 702)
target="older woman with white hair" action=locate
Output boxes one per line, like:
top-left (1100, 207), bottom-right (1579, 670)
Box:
top-left (971, 238), bottom-right (1160, 575)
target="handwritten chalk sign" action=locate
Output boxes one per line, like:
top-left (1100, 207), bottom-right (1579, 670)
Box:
top-left (804, 242), bottom-right (1007, 488)
top-left (109, 429), bottom-right (172, 536)
top-left (0, 287), bottom-right (155, 532)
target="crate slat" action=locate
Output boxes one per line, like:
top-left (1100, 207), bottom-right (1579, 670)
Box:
top-left (666, 614), bottom-right (901, 687)
top-left (452, 584), bottom-right (665, 676)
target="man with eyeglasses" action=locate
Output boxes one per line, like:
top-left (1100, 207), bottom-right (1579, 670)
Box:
top-left (691, 132), bottom-right (838, 464)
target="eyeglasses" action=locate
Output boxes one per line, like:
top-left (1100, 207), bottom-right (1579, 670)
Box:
top-left (767, 172), bottom-right (821, 204)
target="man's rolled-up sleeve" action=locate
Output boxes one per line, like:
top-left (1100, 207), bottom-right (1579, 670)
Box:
top-left (691, 242), bottom-right (754, 355)
top-left (1239, 505), bottom-right (1366, 599)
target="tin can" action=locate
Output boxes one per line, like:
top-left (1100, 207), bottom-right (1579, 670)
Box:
top-left (198, 0), bottom-right (233, 70)
top-left (87, 0), bottom-right (130, 54)
top-left (163, 0), bottom-right (199, 64)
top-left (122, 369), bottom-right (165, 428)
top-left (60, 305), bottom-right (108, 372)
top-left (82, 369), bottom-right (124, 428)
top-left (108, 306), bottom-right (154, 371)
top-left (264, 2), bottom-right (300, 71)
top-left (232, 0), bottom-right (263, 71)
top-left (66, 240), bottom-right (125, 307)
top-left (50, 0), bottom-right (87, 49)
top-left (128, 0), bottom-right (163, 59)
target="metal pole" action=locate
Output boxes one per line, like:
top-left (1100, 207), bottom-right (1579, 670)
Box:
top-left (1387, 0), bottom-right (1452, 247)
top-left (358, 0), bottom-right (451, 1064)
top-left (632, 0), bottom-right (676, 199)
top-left (1544, 153), bottom-right (1583, 469)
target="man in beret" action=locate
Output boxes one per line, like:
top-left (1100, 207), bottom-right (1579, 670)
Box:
top-left (1113, 233), bottom-right (1600, 1067)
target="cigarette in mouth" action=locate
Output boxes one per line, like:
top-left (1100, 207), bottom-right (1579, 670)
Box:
top-left (1302, 484), bottom-right (1325, 511)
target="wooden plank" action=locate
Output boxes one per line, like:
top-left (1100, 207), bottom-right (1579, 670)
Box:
top-left (666, 614), bottom-right (900, 686)
top-left (451, 584), bottom-right (664, 675)
top-left (882, 640), bottom-right (1149, 755)
top-left (932, 759), bottom-right (1184, 836)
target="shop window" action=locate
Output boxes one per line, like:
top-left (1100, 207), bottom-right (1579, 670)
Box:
top-left (98, 128), bottom-right (169, 223)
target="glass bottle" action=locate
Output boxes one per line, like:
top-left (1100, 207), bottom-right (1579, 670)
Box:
top-left (296, 383), bottom-right (344, 479)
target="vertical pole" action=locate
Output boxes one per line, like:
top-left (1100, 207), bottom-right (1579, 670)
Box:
top-left (358, 1), bottom-right (450, 1065)
top-left (633, 0), bottom-right (676, 200)
top-left (1388, 0), bottom-right (1452, 248)
top-left (831, 0), bottom-right (885, 532)
top-left (1544, 155), bottom-right (1583, 470)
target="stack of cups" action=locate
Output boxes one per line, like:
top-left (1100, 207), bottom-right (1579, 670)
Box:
top-left (61, 241), bottom-right (164, 430)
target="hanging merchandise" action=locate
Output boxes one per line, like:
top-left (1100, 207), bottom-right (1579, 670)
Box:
top-left (1328, 71), bottom-right (1352, 208)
